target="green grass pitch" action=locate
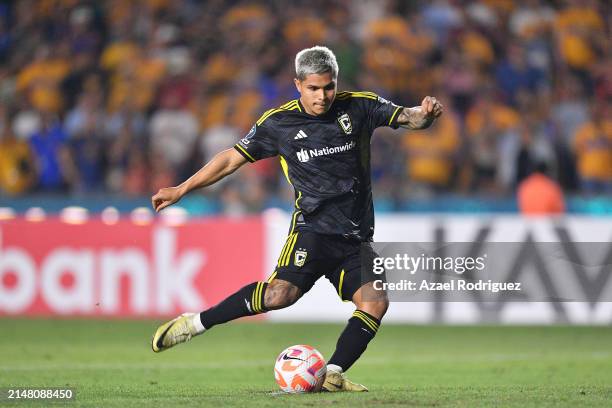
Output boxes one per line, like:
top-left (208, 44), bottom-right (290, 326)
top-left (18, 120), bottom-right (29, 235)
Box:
top-left (0, 319), bottom-right (611, 407)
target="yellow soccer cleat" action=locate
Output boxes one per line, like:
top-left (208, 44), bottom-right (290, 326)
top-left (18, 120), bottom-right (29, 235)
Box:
top-left (151, 313), bottom-right (200, 353)
top-left (322, 368), bottom-right (368, 392)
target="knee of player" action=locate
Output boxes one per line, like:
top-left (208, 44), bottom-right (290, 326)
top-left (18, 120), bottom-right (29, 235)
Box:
top-left (375, 296), bottom-right (390, 317)
top-left (357, 296), bottom-right (389, 320)
top-left (264, 280), bottom-right (301, 309)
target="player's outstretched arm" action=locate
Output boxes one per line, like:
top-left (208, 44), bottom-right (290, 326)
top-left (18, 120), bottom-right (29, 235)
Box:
top-left (151, 148), bottom-right (248, 212)
top-left (397, 96), bottom-right (443, 130)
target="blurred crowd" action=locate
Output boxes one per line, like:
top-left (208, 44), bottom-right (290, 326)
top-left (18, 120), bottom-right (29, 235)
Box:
top-left (0, 0), bottom-right (610, 214)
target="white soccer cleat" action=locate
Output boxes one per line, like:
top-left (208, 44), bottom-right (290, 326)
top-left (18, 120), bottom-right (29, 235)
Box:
top-left (322, 367), bottom-right (368, 392)
top-left (151, 313), bottom-right (201, 353)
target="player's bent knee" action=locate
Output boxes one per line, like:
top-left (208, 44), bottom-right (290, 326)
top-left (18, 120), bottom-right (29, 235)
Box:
top-left (264, 279), bottom-right (302, 310)
top-left (358, 297), bottom-right (389, 320)
top-left (352, 281), bottom-right (389, 320)
top-left (353, 289), bottom-right (389, 320)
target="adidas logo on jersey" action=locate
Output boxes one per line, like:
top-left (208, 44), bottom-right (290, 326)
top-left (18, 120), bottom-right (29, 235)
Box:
top-left (294, 130), bottom-right (308, 140)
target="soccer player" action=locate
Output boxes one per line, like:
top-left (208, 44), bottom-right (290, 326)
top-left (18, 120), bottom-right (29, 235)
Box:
top-left (151, 46), bottom-right (442, 392)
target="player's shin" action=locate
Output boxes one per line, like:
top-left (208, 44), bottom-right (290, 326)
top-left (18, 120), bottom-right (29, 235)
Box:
top-left (327, 309), bottom-right (381, 372)
top-left (199, 281), bottom-right (268, 330)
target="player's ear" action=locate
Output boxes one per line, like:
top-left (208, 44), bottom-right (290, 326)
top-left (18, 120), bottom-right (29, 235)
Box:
top-left (294, 78), bottom-right (302, 94)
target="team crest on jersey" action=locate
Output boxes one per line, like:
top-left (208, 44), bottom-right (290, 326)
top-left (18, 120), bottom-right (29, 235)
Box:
top-left (294, 249), bottom-right (308, 267)
top-left (337, 113), bottom-right (352, 135)
top-left (240, 125), bottom-right (256, 145)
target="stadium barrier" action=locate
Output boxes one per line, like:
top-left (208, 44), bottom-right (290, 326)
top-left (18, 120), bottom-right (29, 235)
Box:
top-left (0, 217), bottom-right (263, 317)
top-left (1, 211), bottom-right (610, 324)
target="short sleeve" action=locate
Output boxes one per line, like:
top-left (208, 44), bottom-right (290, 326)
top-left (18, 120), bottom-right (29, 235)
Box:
top-left (364, 94), bottom-right (403, 130)
top-left (233, 123), bottom-right (278, 162)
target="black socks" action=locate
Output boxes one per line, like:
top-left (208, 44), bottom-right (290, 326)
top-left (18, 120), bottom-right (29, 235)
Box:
top-left (328, 310), bottom-right (381, 371)
top-left (199, 281), bottom-right (268, 329)
top-left (199, 287), bottom-right (380, 373)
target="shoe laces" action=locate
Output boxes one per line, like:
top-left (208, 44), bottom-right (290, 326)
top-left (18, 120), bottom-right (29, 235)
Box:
top-left (169, 319), bottom-right (193, 345)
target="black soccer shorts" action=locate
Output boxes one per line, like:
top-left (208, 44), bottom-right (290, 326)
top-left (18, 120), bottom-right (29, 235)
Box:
top-left (267, 230), bottom-right (382, 302)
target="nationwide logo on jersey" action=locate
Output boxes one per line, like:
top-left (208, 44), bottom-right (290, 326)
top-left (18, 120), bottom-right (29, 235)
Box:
top-left (294, 249), bottom-right (307, 267)
top-left (337, 113), bottom-right (352, 135)
top-left (240, 125), bottom-right (256, 145)
top-left (296, 149), bottom-right (310, 163)
top-left (294, 130), bottom-right (308, 140)
top-left (296, 140), bottom-right (356, 163)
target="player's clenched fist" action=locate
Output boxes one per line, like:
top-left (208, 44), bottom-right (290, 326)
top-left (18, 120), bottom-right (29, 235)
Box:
top-left (151, 186), bottom-right (183, 212)
top-left (421, 96), bottom-right (443, 119)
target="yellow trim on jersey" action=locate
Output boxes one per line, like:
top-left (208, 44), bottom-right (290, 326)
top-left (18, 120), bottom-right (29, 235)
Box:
top-left (294, 190), bottom-right (302, 209)
top-left (256, 100), bottom-right (300, 125)
top-left (280, 100), bottom-right (297, 109)
top-left (273, 115), bottom-right (307, 266)
top-left (279, 156), bottom-right (291, 184)
top-left (256, 108), bottom-right (277, 126)
top-left (282, 233), bottom-right (299, 266)
top-left (235, 144), bottom-right (255, 162)
top-left (353, 310), bottom-right (379, 332)
top-left (289, 210), bottom-right (301, 235)
top-left (336, 91), bottom-right (378, 100)
top-left (338, 269), bottom-right (345, 299)
top-left (277, 234), bottom-right (293, 267)
top-left (267, 271), bottom-right (278, 283)
top-left (279, 156), bottom-right (302, 209)
top-left (389, 106), bottom-right (402, 126)
top-left (285, 101), bottom-right (300, 110)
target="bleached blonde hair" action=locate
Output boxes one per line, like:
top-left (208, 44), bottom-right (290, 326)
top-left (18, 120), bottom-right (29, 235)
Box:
top-left (295, 46), bottom-right (338, 80)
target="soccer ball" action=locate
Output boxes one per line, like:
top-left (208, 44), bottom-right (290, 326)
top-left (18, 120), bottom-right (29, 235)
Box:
top-left (274, 345), bottom-right (327, 393)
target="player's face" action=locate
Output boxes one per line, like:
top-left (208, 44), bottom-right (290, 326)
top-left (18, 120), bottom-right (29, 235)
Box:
top-left (294, 72), bottom-right (337, 116)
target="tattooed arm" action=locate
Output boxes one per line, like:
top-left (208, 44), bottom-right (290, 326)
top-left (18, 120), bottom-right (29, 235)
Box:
top-left (396, 96), bottom-right (443, 130)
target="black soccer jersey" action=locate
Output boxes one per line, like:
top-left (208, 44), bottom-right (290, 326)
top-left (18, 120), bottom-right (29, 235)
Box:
top-left (234, 91), bottom-right (403, 241)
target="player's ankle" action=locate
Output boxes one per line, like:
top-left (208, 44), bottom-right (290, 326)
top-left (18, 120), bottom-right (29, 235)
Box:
top-left (327, 364), bottom-right (343, 373)
top-left (192, 313), bottom-right (206, 334)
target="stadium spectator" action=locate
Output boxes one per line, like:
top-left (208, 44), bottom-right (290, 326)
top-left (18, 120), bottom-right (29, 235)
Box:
top-left (0, 0), bottom-right (609, 210)
top-left (572, 103), bottom-right (612, 193)
top-left (465, 93), bottom-right (520, 192)
top-left (149, 91), bottom-right (198, 177)
top-left (64, 92), bottom-right (105, 139)
top-left (509, 0), bottom-right (555, 40)
top-left (402, 104), bottom-right (460, 190)
top-left (551, 74), bottom-right (589, 146)
top-left (11, 101), bottom-right (41, 140)
top-left (16, 44), bottom-right (70, 113)
top-left (0, 112), bottom-right (36, 195)
top-left (122, 147), bottom-right (150, 196)
top-left (517, 162), bottom-right (566, 214)
top-left (28, 113), bottom-right (70, 191)
top-left (495, 43), bottom-right (546, 105)
top-left (554, 0), bottom-right (606, 76)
